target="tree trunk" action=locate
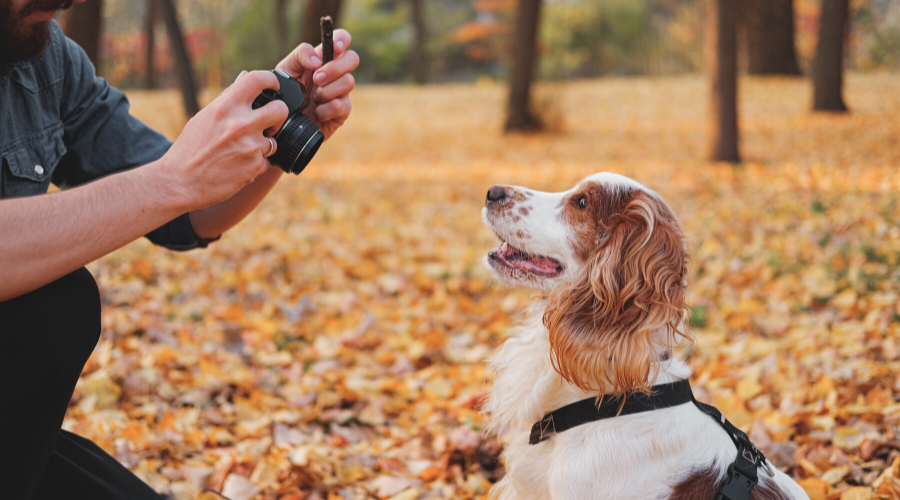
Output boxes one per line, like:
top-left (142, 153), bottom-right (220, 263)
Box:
top-left (410, 0), bottom-right (427, 84)
top-left (739, 0), bottom-right (802, 75)
top-left (707, 0), bottom-right (739, 162)
top-left (276, 0), bottom-right (290, 56)
top-left (65, 0), bottom-right (103, 73)
top-left (300, 0), bottom-right (344, 47)
top-left (812, 0), bottom-right (849, 112)
top-left (505, 0), bottom-right (542, 132)
top-left (157, 0), bottom-right (199, 116)
top-left (145, 0), bottom-right (158, 89)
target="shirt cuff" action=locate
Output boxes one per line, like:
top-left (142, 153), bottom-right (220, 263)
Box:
top-left (144, 213), bottom-right (218, 251)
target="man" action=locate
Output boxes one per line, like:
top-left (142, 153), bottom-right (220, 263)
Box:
top-left (0, 0), bottom-right (359, 498)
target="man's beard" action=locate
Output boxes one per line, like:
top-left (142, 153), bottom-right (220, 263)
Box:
top-left (0, 0), bottom-right (74, 68)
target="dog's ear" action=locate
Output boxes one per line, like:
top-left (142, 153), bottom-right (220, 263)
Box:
top-left (543, 191), bottom-right (689, 396)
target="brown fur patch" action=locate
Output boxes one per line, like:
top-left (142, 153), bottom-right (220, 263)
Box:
top-left (669, 466), bottom-right (718, 500)
top-left (511, 189), bottom-right (529, 202)
top-left (669, 466), bottom-right (792, 500)
top-left (518, 206), bottom-right (530, 216)
top-left (545, 185), bottom-right (691, 395)
top-left (559, 182), bottom-right (634, 263)
top-left (753, 480), bottom-right (792, 500)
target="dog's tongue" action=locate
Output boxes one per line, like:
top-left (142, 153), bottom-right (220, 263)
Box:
top-left (513, 257), bottom-right (559, 275)
top-left (497, 242), bottom-right (561, 277)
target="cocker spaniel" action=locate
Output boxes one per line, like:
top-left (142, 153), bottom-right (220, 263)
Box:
top-left (481, 173), bottom-right (807, 500)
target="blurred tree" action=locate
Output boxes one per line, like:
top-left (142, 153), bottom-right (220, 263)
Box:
top-left (410, 0), bottom-right (427, 83)
top-left (812, 0), bottom-right (849, 112)
top-left (541, 0), bottom-right (650, 78)
top-left (707, 0), bottom-right (739, 162)
top-left (739, 0), bottom-right (801, 75)
top-left (300, 0), bottom-right (344, 47)
top-left (65, 0), bottom-right (104, 73)
top-left (448, 1), bottom-right (509, 78)
top-left (276, 0), bottom-right (290, 55)
top-left (342, 0), bottom-right (414, 82)
top-left (506, 0), bottom-right (543, 132)
top-left (158, 0), bottom-right (200, 116)
top-left (227, 0), bottom-right (284, 77)
top-left (145, 0), bottom-right (158, 89)
top-left (868, 28), bottom-right (900, 68)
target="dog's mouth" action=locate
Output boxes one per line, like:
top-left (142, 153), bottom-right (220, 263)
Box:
top-left (488, 241), bottom-right (564, 278)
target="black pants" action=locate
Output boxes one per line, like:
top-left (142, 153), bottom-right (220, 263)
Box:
top-left (1, 268), bottom-right (163, 500)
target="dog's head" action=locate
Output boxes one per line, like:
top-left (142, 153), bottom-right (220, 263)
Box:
top-left (482, 172), bottom-right (690, 396)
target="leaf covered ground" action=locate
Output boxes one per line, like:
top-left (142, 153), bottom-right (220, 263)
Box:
top-left (71, 74), bottom-right (900, 500)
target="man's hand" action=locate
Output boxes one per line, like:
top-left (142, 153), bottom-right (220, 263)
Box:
top-left (160, 71), bottom-right (289, 212)
top-left (174, 32), bottom-right (358, 241)
top-left (276, 30), bottom-right (359, 140)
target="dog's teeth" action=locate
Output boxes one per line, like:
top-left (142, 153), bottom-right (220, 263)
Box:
top-left (500, 242), bottom-right (508, 252)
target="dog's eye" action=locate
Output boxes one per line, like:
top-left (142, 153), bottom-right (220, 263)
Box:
top-left (576, 196), bottom-right (587, 209)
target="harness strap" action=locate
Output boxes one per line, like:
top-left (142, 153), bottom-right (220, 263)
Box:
top-left (528, 379), bottom-right (694, 445)
top-left (693, 400), bottom-right (773, 500)
top-left (528, 380), bottom-right (774, 500)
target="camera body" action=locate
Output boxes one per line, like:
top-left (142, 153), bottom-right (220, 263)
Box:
top-left (252, 69), bottom-right (324, 175)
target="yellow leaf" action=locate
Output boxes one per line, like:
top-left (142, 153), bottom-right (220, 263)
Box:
top-left (840, 487), bottom-right (874, 500)
top-left (798, 478), bottom-right (829, 500)
top-left (736, 377), bottom-right (763, 400)
top-left (821, 465), bottom-right (850, 485)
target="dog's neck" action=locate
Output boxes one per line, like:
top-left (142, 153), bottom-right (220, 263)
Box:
top-left (485, 301), bottom-right (691, 435)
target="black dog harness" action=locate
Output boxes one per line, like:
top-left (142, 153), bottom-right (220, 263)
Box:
top-left (529, 379), bottom-right (774, 500)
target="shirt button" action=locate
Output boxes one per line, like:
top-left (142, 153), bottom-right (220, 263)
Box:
top-left (34, 165), bottom-right (44, 175)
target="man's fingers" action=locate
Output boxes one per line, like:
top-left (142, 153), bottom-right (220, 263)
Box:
top-left (314, 95), bottom-right (352, 123)
top-left (330, 29), bottom-right (352, 55)
top-left (249, 155), bottom-right (272, 181)
top-left (251, 100), bottom-right (289, 131)
top-left (258, 135), bottom-right (277, 158)
top-left (277, 42), bottom-right (321, 80)
top-left (277, 30), bottom-right (352, 77)
top-left (314, 73), bottom-right (355, 103)
top-left (312, 29), bottom-right (353, 60)
top-left (292, 43), bottom-right (322, 76)
top-left (312, 50), bottom-right (359, 87)
top-left (229, 70), bottom-right (280, 103)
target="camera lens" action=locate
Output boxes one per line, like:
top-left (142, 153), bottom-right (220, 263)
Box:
top-left (271, 111), bottom-right (325, 175)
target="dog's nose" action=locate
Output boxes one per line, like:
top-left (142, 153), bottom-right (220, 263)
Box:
top-left (486, 185), bottom-right (507, 203)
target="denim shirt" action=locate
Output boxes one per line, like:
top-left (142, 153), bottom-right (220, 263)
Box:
top-left (0, 21), bottom-right (201, 250)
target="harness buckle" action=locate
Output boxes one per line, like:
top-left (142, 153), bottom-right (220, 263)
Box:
top-left (732, 433), bottom-right (773, 476)
top-left (528, 413), bottom-right (556, 445)
top-left (714, 463), bottom-right (758, 500)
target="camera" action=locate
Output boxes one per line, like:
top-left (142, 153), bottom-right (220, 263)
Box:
top-left (252, 69), bottom-right (325, 175)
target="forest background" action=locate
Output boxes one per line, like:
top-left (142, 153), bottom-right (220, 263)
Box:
top-left (66, 0), bottom-right (900, 88)
top-left (43, 1), bottom-right (900, 500)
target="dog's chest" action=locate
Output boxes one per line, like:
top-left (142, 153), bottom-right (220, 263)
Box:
top-left (499, 404), bottom-right (734, 500)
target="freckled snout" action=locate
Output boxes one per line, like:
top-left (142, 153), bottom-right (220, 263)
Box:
top-left (486, 185), bottom-right (507, 204)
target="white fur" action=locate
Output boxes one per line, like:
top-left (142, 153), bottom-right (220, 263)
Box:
top-left (482, 174), bottom-right (809, 500)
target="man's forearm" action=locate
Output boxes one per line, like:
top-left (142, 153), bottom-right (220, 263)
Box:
top-left (0, 161), bottom-right (187, 302)
top-left (188, 165), bottom-right (283, 239)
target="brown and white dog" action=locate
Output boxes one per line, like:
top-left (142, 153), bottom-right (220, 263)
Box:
top-left (481, 173), bottom-right (808, 500)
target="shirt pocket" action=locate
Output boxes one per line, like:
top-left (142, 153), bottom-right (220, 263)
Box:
top-left (10, 60), bottom-right (63, 94)
top-left (2, 126), bottom-right (67, 199)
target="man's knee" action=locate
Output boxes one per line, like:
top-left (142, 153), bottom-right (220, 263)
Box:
top-left (48, 268), bottom-right (102, 369)
top-left (1, 267), bottom-right (102, 374)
